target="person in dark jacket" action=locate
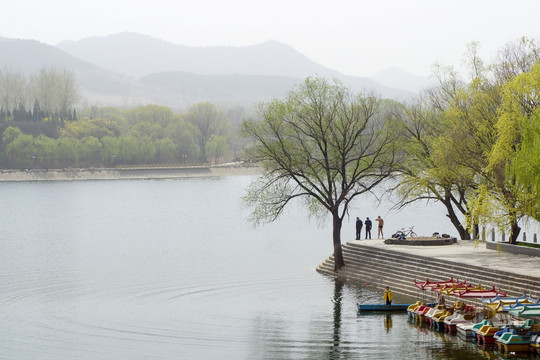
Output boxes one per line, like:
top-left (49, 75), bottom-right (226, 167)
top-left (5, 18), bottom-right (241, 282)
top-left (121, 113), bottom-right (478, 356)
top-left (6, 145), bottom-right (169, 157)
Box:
top-left (365, 217), bottom-right (372, 239)
top-left (355, 217), bottom-right (363, 240)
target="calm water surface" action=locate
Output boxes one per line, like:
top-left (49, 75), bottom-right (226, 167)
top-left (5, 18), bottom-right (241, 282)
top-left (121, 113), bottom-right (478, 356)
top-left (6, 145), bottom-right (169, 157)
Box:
top-left (0, 177), bottom-right (526, 359)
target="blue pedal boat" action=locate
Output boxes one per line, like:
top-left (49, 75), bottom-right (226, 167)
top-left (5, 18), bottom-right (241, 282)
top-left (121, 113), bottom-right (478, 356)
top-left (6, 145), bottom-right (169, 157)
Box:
top-left (357, 303), bottom-right (435, 312)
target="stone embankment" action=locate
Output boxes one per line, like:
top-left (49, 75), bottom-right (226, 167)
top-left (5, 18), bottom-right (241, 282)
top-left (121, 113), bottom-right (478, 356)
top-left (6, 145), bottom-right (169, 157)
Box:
top-left (0, 163), bottom-right (261, 181)
top-left (317, 240), bottom-right (540, 305)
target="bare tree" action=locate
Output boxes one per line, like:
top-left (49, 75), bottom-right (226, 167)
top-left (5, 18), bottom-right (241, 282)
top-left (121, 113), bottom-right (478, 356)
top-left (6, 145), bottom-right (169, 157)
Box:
top-left (31, 66), bottom-right (79, 117)
top-left (242, 77), bottom-right (398, 271)
top-left (0, 69), bottom-right (27, 114)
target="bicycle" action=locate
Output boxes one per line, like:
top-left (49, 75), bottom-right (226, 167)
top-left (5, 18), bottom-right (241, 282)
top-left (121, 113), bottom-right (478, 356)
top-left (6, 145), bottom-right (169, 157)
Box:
top-left (392, 226), bottom-right (417, 239)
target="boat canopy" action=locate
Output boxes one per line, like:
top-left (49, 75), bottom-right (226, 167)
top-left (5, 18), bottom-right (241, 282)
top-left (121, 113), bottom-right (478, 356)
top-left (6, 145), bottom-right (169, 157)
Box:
top-left (414, 278), bottom-right (507, 298)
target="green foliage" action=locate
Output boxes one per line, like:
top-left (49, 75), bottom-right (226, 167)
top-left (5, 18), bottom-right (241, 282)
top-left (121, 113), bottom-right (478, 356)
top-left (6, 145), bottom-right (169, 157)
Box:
top-left (391, 96), bottom-right (476, 240)
top-left (0, 69), bottom-right (241, 168)
top-left (490, 63), bottom-right (540, 221)
top-left (62, 118), bottom-right (117, 139)
top-left (205, 135), bottom-right (229, 164)
top-left (2, 126), bottom-right (23, 144)
top-left (185, 102), bottom-right (230, 162)
top-left (242, 77), bottom-right (398, 270)
top-left (516, 241), bottom-right (540, 249)
top-left (0, 101), bottom-right (241, 168)
top-left (5, 132), bottom-right (35, 168)
top-left (157, 138), bottom-right (178, 163)
top-left (242, 77), bottom-right (397, 225)
top-left (57, 137), bottom-right (82, 166)
top-left (392, 39), bottom-right (539, 242)
top-left (125, 105), bottom-right (178, 135)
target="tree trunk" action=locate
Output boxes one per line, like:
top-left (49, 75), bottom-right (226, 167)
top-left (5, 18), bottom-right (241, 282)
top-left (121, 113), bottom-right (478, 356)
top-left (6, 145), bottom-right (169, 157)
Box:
top-left (443, 198), bottom-right (471, 240)
top-left (472, 224), bottom-right (480, 239)
top-left (509, 220), bottom-right (521, 245)
top-left (332, 213), bottom-right (345, 272)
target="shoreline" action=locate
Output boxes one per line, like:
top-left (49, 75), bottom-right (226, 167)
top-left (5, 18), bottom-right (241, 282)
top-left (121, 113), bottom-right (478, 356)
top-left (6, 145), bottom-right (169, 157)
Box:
top-left (0, 163), bottom-right (262, 182)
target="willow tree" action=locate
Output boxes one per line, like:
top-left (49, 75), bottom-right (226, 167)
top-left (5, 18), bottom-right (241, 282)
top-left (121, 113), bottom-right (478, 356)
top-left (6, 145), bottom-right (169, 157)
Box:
top-left (241, 77), bottom-right (397, 271)
top-left (390, 99), bottom-right (477, 240)
top-left (486, 62), bottom-right (540, 225)
top-left (185, 102), bottom-right (229, 163)
top-left (439, 39), bottom-right (539, 244)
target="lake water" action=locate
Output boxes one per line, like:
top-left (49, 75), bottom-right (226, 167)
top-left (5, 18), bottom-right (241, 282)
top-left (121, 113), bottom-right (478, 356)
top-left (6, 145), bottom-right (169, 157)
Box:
top-left (0, 176), bottom-right (531, 359)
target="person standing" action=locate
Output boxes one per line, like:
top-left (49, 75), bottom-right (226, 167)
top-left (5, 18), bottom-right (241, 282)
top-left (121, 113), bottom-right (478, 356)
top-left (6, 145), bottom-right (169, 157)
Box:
top-left (355, 217), bottom-right (363, 240)
top-left (365, 217), bottom-right (372, 239)
top-left (383, 286), bottom-right (393, 305)
top-left (376, 216), bottom-right (384, 239)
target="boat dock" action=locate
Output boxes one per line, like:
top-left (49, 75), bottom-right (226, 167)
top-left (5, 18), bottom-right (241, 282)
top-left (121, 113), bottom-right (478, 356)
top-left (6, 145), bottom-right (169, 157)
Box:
top-left (317, 239), bottom-right (540, 304)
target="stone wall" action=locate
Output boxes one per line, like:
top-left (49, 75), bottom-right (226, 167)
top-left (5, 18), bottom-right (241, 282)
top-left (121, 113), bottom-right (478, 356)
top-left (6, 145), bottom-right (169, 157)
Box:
top-left (0, 164), bottom-right (261, 181)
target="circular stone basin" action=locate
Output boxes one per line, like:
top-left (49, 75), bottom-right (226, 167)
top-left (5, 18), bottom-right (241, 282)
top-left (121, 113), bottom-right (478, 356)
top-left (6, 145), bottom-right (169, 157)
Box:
top-left (384, 236), bottom-right (457, 246)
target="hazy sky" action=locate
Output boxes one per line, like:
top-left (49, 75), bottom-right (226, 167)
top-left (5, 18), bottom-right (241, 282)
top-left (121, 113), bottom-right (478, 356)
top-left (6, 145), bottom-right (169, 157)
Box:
top-left (2, 0), bottom-right (539, 77)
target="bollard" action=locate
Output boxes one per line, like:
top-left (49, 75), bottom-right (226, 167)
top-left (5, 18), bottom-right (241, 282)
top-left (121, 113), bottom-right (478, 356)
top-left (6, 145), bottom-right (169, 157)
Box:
top-left (535, 233), bottom-right (538, 243)
top-left (523, 232), bottom-right (526, 242)
top-left (491, 228), bottom-right (495, 242)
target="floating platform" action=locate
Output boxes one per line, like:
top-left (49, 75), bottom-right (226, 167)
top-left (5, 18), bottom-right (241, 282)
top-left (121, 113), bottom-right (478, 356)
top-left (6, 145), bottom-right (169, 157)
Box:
top-left (358, 302), bottom-right (436, 312)
top-left (357, 303), bottom-right (411, 311)
top-left (384, 236), bottom-right (457, 246)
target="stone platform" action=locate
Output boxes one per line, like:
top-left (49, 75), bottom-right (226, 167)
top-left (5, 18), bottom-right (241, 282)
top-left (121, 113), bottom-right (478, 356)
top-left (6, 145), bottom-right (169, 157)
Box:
top-left (384, 236), bottom-right (457, 246)
top-left (316, 239), bottom-right (540, 303)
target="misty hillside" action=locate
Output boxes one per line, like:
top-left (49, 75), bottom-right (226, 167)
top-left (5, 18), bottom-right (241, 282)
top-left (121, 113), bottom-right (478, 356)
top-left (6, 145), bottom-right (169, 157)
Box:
top-left (0, 37), bottom-right (294, 108)
top-left (371, 67), bottom-right (434, 93)
top-left (57, 33), bottom-right (410, 98)
top-left (140, 72), bottom-right (302, 102)
top-left (0, 36), bottom-right (143, 96)
top-left (58, 33), bottom-right (338, 79)
top-left (0, 36), bottom-right (96, 73)
top-left (1, 34), bottom-right (413, 109)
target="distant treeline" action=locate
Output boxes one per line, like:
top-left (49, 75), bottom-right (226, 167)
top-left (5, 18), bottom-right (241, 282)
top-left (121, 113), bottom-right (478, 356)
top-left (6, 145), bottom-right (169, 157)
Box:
top-left (0, 66), bottom-right (79, 122)
top-left (0, 85), bottom-right (253, 169)
top-left (0, 104), bottom-right (77, 123)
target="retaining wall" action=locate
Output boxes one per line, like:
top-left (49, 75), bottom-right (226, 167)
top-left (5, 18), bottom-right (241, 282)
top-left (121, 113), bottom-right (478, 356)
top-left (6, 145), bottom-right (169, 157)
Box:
top-left (0, 164), bottom-right (261, 181)
top-left (486, 242), bottom-right (540, 257)
top-left (316, 241), bottom-right (540, 305)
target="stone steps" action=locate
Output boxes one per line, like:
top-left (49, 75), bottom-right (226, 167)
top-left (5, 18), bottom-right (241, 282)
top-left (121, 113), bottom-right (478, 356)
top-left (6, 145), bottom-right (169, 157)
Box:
top-left (316, 242), bottom-right (540, 304)
top-left (343, 244), bottom-right (540, 295)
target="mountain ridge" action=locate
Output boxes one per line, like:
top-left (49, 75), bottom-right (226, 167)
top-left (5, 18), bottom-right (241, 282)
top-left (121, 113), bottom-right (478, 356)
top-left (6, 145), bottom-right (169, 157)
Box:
top-left (56, 32), bottom-right (346, 79)
top-left (1, 33), bottom-right (425, 108)
top-left (372, 66), bottom-right (434, 93)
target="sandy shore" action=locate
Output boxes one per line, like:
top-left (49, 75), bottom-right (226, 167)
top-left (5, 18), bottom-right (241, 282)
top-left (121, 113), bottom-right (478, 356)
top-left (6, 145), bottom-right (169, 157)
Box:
top-left (0, 163), bottom-right (262, 182)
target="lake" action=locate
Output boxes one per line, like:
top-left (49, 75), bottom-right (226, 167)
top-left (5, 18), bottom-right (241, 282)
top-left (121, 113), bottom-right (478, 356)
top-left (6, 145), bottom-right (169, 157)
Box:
top-left (0, 176), bottom-right (525, 359)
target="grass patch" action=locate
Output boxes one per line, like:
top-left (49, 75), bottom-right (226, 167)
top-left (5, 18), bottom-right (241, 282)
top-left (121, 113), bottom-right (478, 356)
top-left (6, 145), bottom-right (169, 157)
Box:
top-left (516, 242), bottom-right (540, 249)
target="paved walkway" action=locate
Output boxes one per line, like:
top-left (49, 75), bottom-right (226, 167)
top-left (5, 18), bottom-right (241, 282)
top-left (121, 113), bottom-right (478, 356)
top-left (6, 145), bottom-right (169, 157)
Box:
top-left (349, 239), bottom-right (540, 278)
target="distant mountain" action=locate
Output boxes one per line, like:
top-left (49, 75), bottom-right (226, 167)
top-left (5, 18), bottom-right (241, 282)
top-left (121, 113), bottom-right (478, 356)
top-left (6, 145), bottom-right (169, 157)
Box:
top-left (0, 37), bottom-right (143, 97)
top-left (0, 34), bottom-right (412, 109)
top-left (58, 33), bottom-right (337, 79)
top-left (140, 72), bottom-right (302, 102)
top-left (57, 32), bottom-right (410, 98)
top-left (0, 36), bottom-right (96, 73)
top-left (371, 67), bottom-right (434, 93)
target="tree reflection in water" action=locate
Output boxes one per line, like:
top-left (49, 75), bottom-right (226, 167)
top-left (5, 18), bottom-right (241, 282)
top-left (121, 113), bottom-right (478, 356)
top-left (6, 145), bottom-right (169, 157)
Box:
top-left (330, 279), bottom-right (344, 359)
